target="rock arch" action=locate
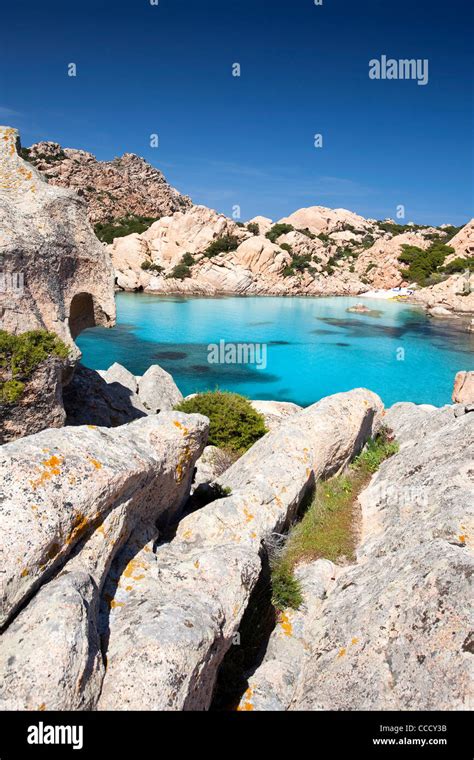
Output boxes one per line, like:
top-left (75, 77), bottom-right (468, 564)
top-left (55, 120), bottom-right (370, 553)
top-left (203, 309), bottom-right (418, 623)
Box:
top-left (68, 291), bottom-right (96, 339)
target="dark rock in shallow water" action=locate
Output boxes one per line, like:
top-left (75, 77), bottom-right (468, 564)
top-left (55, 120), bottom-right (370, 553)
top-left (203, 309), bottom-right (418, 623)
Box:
top-left (154, 351), bottom-right (188, 361)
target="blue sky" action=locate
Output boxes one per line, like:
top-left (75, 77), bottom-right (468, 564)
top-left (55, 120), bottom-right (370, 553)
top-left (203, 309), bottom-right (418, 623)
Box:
top-left (1, 0), bottom-right (472, 225)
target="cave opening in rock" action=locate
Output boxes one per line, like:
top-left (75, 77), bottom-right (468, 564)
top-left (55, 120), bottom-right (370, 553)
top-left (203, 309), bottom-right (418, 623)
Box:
top-left (69, 292), bottom-right (96, 339)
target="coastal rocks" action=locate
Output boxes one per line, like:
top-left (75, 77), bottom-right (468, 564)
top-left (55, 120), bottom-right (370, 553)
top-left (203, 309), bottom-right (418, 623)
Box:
top-left (64, 362), bottom-right (183, 426)
top-left (346, 303), bottom-right (382, 316)
top-left (63, 364), bottom-right (146, 427)
top-left (429, 306), bottom-right (458, 318)
top-left (97, 389), bottom-right (383, 710)
top-left (250, 400), bottom-right (302, 431)
top-left (0, 412), bottom-right (208, 709)
top-left (0, 357), bottom-right (67, 444)
top-left (192, 445), bottom-right (235, 491)
top-left (25, 142), bottom-right (192, 225)
top-left (412, 272), bottom-right (474, 314)
top-left (354, 232), bottom-right (430, 290)
top-left (137, 364), bottom-right (183, 412)
top-left (0, 126), bottom-right (116, 354)
top-left (244, 404), bottom-right (473, 711)
top-left (278, 206), bottom-right (371, 236)
top-left (452, 371), bottom-right (474, 405)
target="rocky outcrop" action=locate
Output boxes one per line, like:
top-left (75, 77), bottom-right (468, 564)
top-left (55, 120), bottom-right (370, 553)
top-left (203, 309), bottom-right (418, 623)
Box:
top-left (250, 400), bottom-right (302, 431)
top-left (0, 357), bottom-right (66, 444)
top-left (452, 371), bottom-right (474, 405)
top-left (107, 203), bottom-right (472, 302)
top-left (0, 411), bottom-right (208, 709)
top-left (63, 364), bottom-right (147, 427)
top-left (64, 361), bottom-right (183, 426)
top-left (96, 389), bottom-right (382, 710)
top-left (0, 127), bottom-right (116, 354)
top-left (25, 141), bottom-right (192, 224)
top-left (137, 364), bottom-right (183, 412)
top-left (241, 403), bottom-right (473, 711)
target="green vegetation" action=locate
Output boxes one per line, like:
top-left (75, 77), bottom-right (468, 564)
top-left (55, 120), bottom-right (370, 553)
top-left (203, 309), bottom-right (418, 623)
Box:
top-left (398, 242), bottom-right (454, 286)
top-left (167, 263), bottom-right (192, 280)
top-left (141, 260), bottom-right (164, 273)
top-left (94, 215), bottom-right (158, 244)
top-left (265, 223), bottom-right (294, 243)
top-left (270, 428), bottom-right (399, 612)
top-left (317, 232), bottom-right (330, 243)
top-left (175, 390), bottom-right (267, 454)
top-left (181, 252), bottom-right (195, 266)
top-left (0, 330), bottom-right (70, 405)
top-left (297, 227), bottom-right (316, 240)
top-left (247, 222), bottom-right (259, 235)
top-left (438, 225), bottom-right (462, 242)
top-left (376, 220), bottom-right (427, 235)
top-left (442, 257), bottom-right (474, 275)
top-left (281, 252), bottom-right (313, 277)
top-left (280, 242), bottom-right (293, 254)
top-left (204, 235), bottom-right (240, 257)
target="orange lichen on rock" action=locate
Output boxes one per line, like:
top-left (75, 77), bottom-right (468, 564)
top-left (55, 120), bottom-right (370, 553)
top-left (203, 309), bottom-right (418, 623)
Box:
top-left (279, 611), bottom-right (293, 637)
top-left (237, 687), bottom-right (254, 711)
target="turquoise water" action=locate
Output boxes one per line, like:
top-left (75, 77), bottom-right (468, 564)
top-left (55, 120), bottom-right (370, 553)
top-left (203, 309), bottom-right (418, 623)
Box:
top-left (77, 293), bottom-right (474, 407)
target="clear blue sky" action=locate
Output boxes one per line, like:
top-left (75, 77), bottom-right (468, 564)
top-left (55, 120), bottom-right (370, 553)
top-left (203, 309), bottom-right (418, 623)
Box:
top-left (1, 0), bottom-right (472, 225)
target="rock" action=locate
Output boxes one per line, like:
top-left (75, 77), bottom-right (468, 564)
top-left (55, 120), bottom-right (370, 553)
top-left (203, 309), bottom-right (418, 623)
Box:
top-left (429, 305), bottom-right (458, 318)
top-left (0, 411), bottom-right (208, 709)
top-left (97, 389), bottom-right (382, 710)
top-left (250, 400), bottom-right (302, 431)
top-left (237, 560), bottom-right (336, 711)
top-left (0, 357), bottom-right (66, 444)
top-left (192, 445), bottom-right (234, 491)
top-left (63, 364), bottom-right (147, 427)
top-left (25, 141), bottom-right (192, 225)
top-left (452, 371), bottom-right (474, 404)
top-left (383, 402), bottom-right (454, 447)
top-left (0, 126), bottom-right (116, 354)
top-left (347, 303), bottom-right (371, 313)
top-left (103, 362), bottom-right (138, 395)
top-left (137, 364), bottom-right (183, 413)
top-left (280, 408), bottom-right (473, 711)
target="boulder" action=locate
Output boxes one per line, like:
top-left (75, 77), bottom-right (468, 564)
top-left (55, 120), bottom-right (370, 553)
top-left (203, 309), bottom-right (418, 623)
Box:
top-left (192, 445), bottom-right (234, 491)
top-left (250, 399), bottom-right (302, 431)
top-left (0, 411), bottom-right (208, 709)
top-left (97, 389), bottom-right (382, 710)
top-left (103, 362), bottom-right (138, 395)
top-left (452, 371), bottom-right (474, 405)
top-left (137, 364), bottom-right (183, 412)
top-left (245, 406), bottom-right (473, 711)
top-left (63, 364), bottom-right (147, 427)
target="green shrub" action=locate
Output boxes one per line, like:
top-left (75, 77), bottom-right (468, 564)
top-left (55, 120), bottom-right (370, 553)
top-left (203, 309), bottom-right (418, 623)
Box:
top-left (141, 260), bottom-right (164, 273)
top-left (271, 561), bottom-right (303, 612)
top-left (175, 390), bottom-right (267, 454)
top-left (297, 227), bottom-right (316, 239)
top-left (317, 232), bottom-right (330, 243)
top-left (398, 243), bottom-right (454, 286)
top-left (0, 379), bottom-right (25, 404)
top-left (280, 242), bottom-right (292, 254)
top-left (438, 225), bottom-right (462, 242)
top-left (204, 235), bottom-right (240, 257)
top-left (94, 215), bottom-right (157, 244)
top-left (281, 265), bottom-right (295, 277)
top-left (442, 257), bottom-right (474, 274)
top-left (167, 263), bottom-right (192, 280)
top-left (181, 252), bottom-right (195, 266)
top-left (0, 330), bottom-right (70, 405)
top-left (265, 223), bottom-right (294, 243)
top-left (247, 222), bottom-right (259, 235)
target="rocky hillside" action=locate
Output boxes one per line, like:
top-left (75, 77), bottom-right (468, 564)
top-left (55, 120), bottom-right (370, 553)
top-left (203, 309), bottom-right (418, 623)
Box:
top-left (22, 140), bottom-right (192, 225)
top-left (108, 203), bottom-right (474, 310)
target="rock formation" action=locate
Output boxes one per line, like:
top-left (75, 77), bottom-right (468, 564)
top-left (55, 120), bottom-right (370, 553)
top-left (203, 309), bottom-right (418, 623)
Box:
top-left (0, 126), bottom-right (116, 354)
top-left (239, 402), bottom-right (473, 711)
top-left (106, 203), bottom-right (472, 303)
top-left (0, 412), bottom-right (208, 709)
top-left (452, 371), bottom-right (474, 405)
top-left (97, 389), bottom-right (382, 710)
top-left (24, 141), bottom-right (192, 224)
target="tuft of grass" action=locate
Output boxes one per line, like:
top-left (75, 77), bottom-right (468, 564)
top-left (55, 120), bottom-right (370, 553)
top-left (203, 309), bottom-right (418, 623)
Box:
top-left (270, 427), bottom-right (398, 612)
